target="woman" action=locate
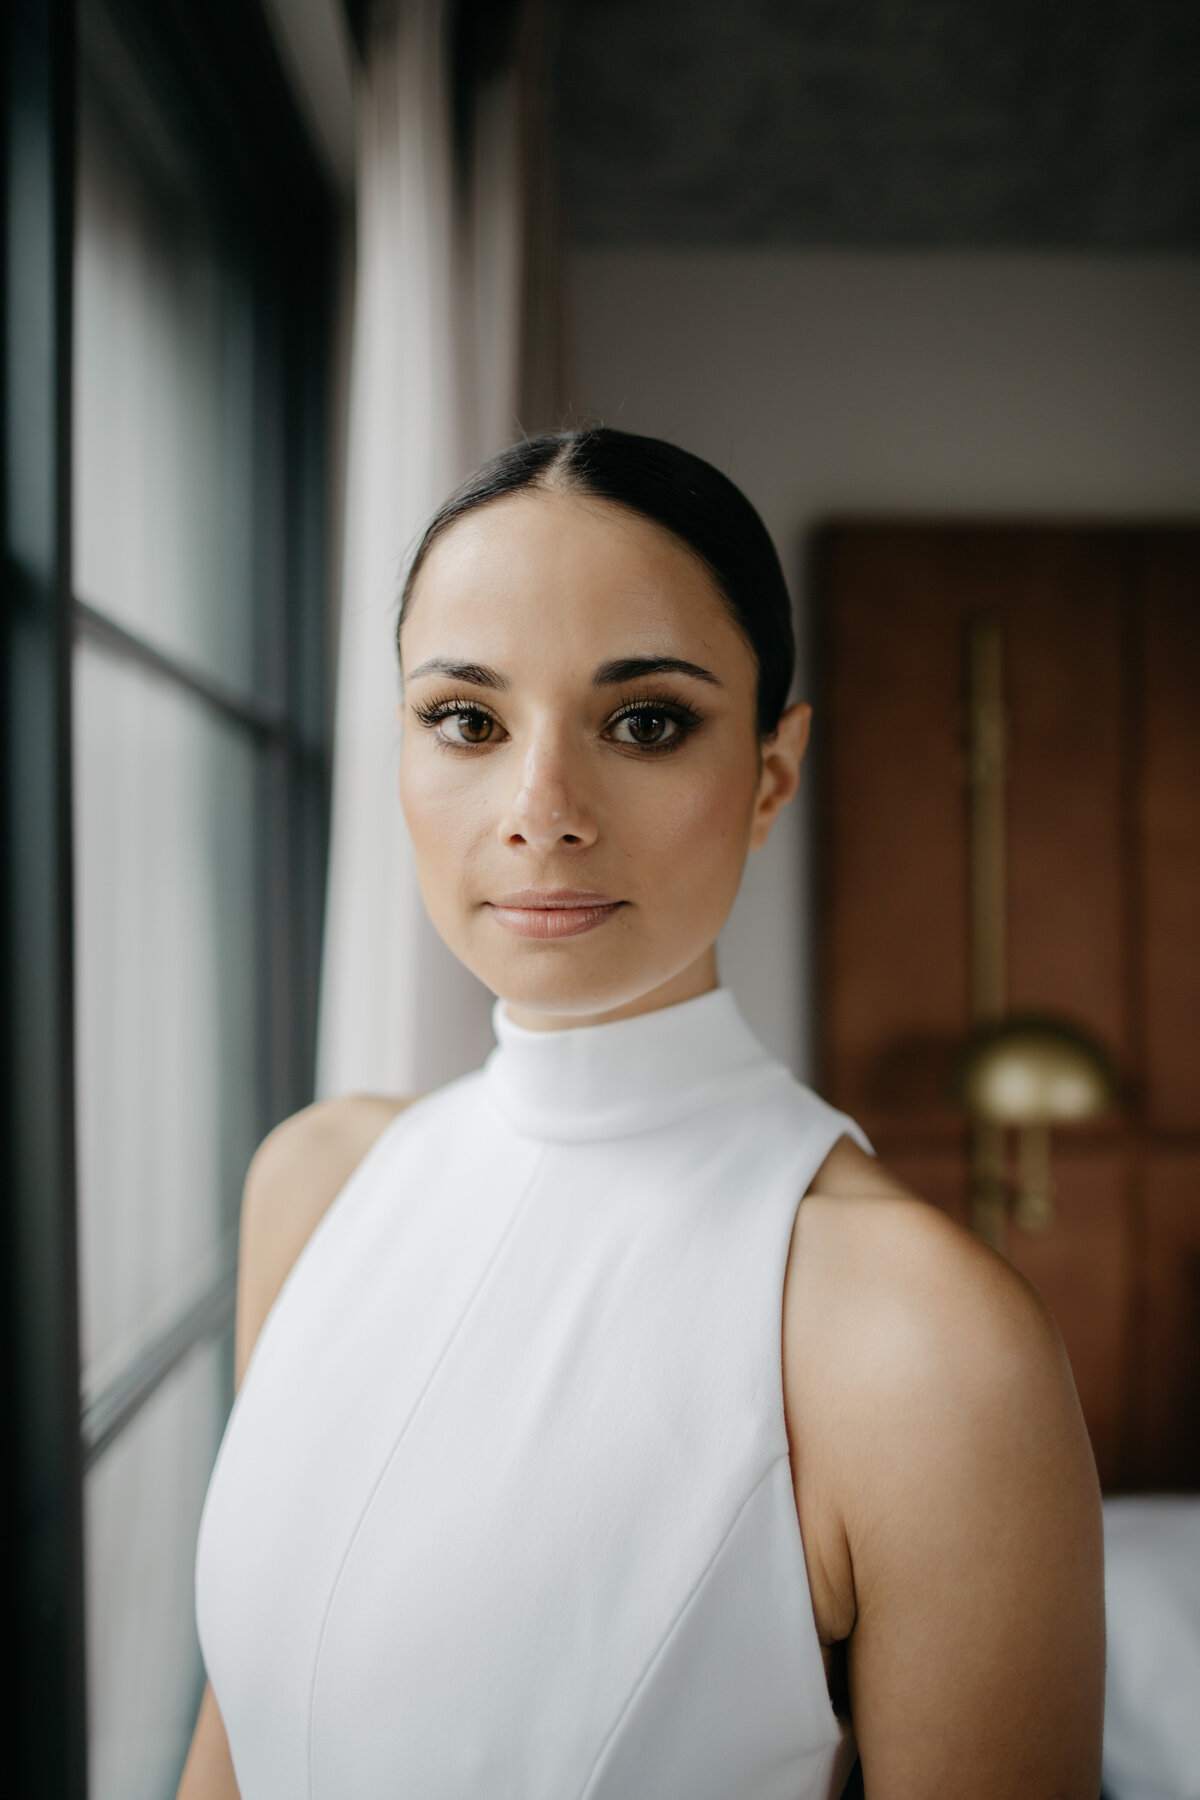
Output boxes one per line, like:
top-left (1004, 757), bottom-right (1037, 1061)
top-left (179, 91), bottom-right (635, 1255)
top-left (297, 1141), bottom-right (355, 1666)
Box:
top-left (180, 429), bottom-right (1104, 1799)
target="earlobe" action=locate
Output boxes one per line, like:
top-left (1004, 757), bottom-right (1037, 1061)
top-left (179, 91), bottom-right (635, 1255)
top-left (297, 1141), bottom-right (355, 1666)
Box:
top-left (749, 701), bottom-right (811, 850)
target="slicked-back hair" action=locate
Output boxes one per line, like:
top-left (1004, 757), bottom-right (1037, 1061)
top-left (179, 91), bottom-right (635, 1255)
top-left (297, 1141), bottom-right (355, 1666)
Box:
top-left (397, 427), bottom-right (796, 736)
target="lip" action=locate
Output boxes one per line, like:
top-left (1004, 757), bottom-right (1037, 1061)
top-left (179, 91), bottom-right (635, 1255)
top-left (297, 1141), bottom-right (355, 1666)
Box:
top-left (490, 889), bottom-right (619, 909)
top-left (485, 889), bottom-right (626, 940)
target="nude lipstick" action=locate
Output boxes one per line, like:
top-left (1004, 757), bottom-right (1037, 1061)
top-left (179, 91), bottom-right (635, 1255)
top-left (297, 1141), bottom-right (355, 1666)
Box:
top-left (485, 889), bottom-right (625, 940)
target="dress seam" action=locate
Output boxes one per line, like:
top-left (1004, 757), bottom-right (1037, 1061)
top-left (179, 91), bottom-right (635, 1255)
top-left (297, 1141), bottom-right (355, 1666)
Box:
top-left (576, 1452), bottom-right (791, 1800)
top-left (304, 1141), bottom-right (548, 1800)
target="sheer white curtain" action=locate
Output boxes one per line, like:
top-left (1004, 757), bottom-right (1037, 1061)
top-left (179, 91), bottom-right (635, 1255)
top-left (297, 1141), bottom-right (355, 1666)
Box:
top-left (317, 0), bottom-right (553, 1098)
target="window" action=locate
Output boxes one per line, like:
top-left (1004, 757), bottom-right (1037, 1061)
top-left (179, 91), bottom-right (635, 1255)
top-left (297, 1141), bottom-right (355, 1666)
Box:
top-left (2, 0), bottom-right (335, 1790)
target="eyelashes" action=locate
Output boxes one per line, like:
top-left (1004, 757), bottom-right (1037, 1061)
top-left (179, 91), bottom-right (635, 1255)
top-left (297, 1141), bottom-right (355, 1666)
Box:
top-left (409, 690), bottom-right (705, 755)
top-left (606, 693), bottom-right (704, 752)
top-left (409, 695), bottom-right (499, 747)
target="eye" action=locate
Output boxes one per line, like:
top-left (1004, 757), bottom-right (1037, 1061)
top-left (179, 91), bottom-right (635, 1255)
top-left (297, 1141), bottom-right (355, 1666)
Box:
top-left (438, 707), bottom-right (497, 746)
top-left (605, 694), bottom-right (705, 752)
top-left (608, 707), bottom-right (682, 749)
top-left (410, 695), bottom-right (504, 748)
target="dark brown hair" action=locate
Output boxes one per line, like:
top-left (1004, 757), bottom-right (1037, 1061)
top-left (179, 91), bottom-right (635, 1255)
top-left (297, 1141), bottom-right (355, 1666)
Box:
top-left (398, 426), bottom-right (796, 735)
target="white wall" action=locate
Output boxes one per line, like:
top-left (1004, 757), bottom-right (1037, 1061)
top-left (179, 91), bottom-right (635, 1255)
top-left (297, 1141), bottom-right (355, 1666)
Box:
top-left (565, 249), bottom-right (1200, 1078)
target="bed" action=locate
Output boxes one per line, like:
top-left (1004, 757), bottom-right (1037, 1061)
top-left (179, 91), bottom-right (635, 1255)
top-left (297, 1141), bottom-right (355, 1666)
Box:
top-left (1102, 1497), bottom-right (1200, 1800)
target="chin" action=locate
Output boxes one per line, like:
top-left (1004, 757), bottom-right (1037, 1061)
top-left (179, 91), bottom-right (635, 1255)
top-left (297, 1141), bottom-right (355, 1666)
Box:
top-left (476, 938), bottom-right (716, 1028)
top-left (428, 896), bottom-right (724, 1025)
top-left (491, 956), bottom-right (658, 1022)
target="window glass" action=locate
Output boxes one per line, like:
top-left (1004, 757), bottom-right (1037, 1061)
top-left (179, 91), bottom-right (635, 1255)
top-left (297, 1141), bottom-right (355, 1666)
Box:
top-left (73, 640), bottom-right (259, 1389)
top-left (68, 0), bottom-right (328, 1785)
top-left (74, 22), bottom-right (261, 699)
top-left (84, 1336), bottom-right (230, 1800)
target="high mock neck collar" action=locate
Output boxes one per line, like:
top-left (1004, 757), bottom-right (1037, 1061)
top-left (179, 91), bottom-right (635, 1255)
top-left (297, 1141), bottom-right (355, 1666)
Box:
top-left (481, 987), bottom-right (787, 1143)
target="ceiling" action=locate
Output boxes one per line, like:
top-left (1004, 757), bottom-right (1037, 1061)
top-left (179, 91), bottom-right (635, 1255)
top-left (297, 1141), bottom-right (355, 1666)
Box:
top-left (554, 0), bottom-right (1200, 247)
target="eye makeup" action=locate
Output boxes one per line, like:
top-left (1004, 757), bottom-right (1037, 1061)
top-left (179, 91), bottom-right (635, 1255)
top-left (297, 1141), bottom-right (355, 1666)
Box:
top-left (409, 694), bottom-right (501, 747)
top-left (408, 687), bottom-right (707, 755)
top-left (603, 690), bottom-right (705, 753)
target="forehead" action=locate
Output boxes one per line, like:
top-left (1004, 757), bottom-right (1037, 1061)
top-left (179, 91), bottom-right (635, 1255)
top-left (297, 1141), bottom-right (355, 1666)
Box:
top-left (401, 488), bottom-right (750, 673)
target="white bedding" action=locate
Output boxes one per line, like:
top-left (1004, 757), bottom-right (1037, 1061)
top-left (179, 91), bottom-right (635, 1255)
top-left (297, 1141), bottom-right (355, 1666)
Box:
top-left (1103, 1496), bottom-right (1200, 1800)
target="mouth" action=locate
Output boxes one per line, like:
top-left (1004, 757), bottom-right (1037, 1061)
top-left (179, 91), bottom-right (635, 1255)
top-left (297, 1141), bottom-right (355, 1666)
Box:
top-left (484, 889), bottom-right (626, 941)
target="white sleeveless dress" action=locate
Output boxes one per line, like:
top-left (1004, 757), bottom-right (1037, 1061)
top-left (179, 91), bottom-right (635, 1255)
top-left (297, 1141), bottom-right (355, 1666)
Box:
top-left (195, 986), bottom-right (874, 1799)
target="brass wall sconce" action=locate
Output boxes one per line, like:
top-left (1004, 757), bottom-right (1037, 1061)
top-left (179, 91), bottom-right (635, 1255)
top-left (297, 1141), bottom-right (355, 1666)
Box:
top-left (954, 1014), bottom-right (1117, 1238)
top-left (957, 614), bottom-right (1118, 1249)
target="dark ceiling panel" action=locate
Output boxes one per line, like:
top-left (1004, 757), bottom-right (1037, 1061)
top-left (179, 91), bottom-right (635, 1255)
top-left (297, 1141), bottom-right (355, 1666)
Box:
top-left (555, 0), bottom-right (1200, 247)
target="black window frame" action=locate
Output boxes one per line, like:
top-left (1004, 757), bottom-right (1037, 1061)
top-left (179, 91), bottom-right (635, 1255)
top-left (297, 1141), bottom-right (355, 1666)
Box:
top-left (2, 0), bottom-right (336, 1790)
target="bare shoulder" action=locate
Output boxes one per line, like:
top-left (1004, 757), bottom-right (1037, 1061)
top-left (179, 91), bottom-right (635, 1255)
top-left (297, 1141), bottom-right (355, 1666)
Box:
top-left (234, 1093), bottom-right (413, 1386)
top-left (789, 1136), bottom-right (1070, 1414)
top-left (785, 1137), bottom-right (1104, 1793)
top-left (786, 1135), bottom-right (1086, 1527)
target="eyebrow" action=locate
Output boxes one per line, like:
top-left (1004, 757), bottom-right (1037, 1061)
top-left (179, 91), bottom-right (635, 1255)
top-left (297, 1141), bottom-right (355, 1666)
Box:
top-left (405, 658), bottom-right (510, 690)
top-left (592, 656), bottom-right (722, 689)
top-left (404, 654), bottom-right (721, 690)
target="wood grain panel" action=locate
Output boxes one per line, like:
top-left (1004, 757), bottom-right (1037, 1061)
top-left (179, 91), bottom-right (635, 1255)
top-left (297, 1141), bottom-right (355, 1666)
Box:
top-left (1142, 1151), bottom-right (1200, 1489)
top-left (817, 524), bottom-right (1200, 1490)
top-left (1142, 542), bottom-right (1200, 1132)
top-left (818, 527), bottom-right (1128, 1126)
top-left (1003, 538), bottom-right (1125, 1052)
top-left (816, 530), bottom-right (970, 1126)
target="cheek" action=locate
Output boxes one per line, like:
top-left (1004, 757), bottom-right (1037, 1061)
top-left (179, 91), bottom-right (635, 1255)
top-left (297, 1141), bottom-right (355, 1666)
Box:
top-left (399, 753), bottom-right (436, 850)
top-left (399, 751), bottom-right (482, 874)
top-left (621, 753), bottom-right (757, 875)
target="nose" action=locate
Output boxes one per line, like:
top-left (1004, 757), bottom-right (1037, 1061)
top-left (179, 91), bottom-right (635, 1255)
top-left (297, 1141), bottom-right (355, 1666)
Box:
top-left (499, 732), bottom-right (597, 851)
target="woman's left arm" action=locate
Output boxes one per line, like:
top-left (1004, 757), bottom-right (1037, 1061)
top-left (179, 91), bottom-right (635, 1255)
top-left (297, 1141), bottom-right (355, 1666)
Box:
top-left (792, 1192), bottom-right (1105, 1800)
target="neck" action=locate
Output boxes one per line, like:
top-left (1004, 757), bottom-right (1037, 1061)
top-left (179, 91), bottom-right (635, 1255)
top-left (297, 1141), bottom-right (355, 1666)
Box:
top-left (502, 946), bottom-right (720, 1033)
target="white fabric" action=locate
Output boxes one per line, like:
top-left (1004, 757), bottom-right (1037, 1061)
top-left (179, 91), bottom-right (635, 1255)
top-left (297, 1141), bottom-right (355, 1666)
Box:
top-left (316, 0), bottom-right (530, 1101)
top-left (1102, 1497), bottom-right (1200, 1800)
top-left (196, 987), bottom-right (872, 1798)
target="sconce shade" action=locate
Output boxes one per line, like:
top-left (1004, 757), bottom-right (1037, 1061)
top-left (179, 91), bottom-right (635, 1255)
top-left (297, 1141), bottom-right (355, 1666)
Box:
top-left (954, 1014), bottom-right (1118, 1125)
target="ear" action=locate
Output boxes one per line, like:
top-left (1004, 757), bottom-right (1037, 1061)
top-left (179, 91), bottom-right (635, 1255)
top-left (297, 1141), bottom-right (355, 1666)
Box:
top-left (748, 701), bottom-right (811, 850)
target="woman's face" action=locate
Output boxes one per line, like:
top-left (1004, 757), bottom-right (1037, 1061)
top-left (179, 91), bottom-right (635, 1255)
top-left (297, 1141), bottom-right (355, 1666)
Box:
top-left (399, 487), bottom-right (809, 1028)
